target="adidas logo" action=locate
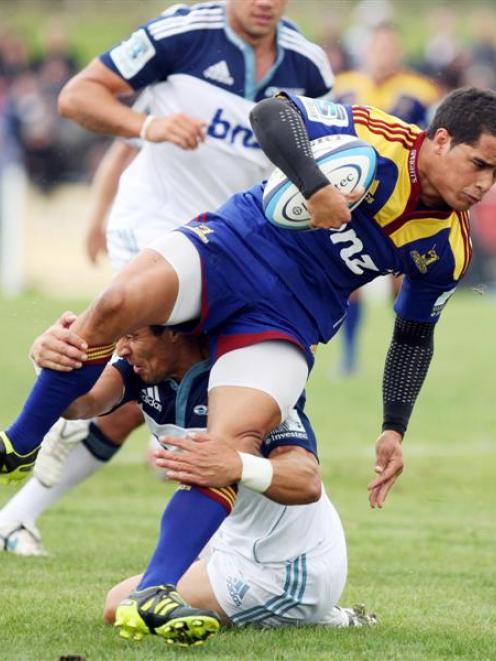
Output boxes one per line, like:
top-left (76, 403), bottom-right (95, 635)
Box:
top-left (226, 576), bottom-right (249, 606)
top-left (203, 60), bottom-right (234, 86)
top-left (140, 386), bottom-right (162, 412)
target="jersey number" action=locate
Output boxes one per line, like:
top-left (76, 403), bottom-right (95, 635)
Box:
top-left (330, 228), bottom-right (379, 275)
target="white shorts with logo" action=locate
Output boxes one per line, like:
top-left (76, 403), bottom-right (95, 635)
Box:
top-left (204, 540), bottom-right (347, 628)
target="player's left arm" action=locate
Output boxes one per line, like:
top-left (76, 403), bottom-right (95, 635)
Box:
top-left (153, 433), bottom-right (321, 505)
top-left (63, 365), bottom-right (125, 420)
top-left (369, 243), bottom-right (467, 509)
top-left (368, 314), bottom-right (435, 508)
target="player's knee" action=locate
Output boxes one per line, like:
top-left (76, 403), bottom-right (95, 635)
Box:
top-left (102, 586), bottom-right (119, 624)
top-left (91, 284), bottom-right (128, 325)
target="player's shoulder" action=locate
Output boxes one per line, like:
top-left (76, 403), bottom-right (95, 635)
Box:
top-left (334, 69), bottom-right (370, 88)
top-left (396, 209), bottom-right (472, 284)
top-left (392, 69), bottom-right (440, 103)
top-left (278, 19), bottom-right (332, 80)
top-left (147, 1), bottom-right (224, 40)
top-left (352, 104), bottom-right (421, 150)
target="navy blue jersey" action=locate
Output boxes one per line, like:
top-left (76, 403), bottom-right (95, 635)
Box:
top-left (176, 96), bottom-right (470, 367)
top-left (112, 358), bottom-right (317, 459)
top-left (100, 2), bottom-right (333, 102)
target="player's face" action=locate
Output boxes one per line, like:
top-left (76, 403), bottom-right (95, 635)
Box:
top-left (429, 129), bottom-right (496, 211)
top-left (116, 328), bottom-right (177, 384)
top-left (227, 0), bottom-right (287, 41)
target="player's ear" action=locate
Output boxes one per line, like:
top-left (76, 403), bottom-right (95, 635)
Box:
top-left (431, 128), bottom-right (452, 154)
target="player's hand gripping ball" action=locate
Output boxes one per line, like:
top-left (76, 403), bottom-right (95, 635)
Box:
top-left (263, 134), bottom-right (377, 230)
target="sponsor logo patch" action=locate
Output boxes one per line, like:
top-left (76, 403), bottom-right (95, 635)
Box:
top-left (110, 29), bottom-right (155, 79)
top-left (193, 404), bottom-right (208, 416)
top-left (300, 97), bottom-right (349, 127)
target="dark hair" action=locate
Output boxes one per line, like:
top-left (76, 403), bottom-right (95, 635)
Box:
top-left (149, 325), bottom-right (166, 337)
top-left (428, 87), bottom-right (496, 146)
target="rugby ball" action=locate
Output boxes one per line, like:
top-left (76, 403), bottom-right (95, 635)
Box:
top-left (263, 134), bottom-right (377, 230)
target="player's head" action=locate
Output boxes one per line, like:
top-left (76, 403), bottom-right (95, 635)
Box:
top-left (116, 326), bottom-right (204, 384)
top-left (366, 23), bottom-right (403, 81)
top-left (424, 87), bottom-right (496, 211)
top-left (227, 0), bottom-right (287, 42)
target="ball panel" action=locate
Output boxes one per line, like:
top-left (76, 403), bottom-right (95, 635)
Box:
top-left (263, 135), bottom-right (377, 230)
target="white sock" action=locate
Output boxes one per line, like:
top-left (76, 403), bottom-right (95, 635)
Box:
top-left (0, 443), bottom-right (104, 526)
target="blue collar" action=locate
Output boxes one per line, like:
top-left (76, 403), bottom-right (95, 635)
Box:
top-left (223, 6), bottom-right (285, 100)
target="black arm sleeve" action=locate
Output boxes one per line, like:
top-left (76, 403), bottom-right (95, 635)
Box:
top-left (249, 96), bottom-right (330, 199)
top-left (382, 316), bottom-right (435, 436)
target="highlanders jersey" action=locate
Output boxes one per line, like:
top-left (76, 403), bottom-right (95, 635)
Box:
top-left (100, 1), bottom-right (333, 230)
top-left (111, 357), bottom-right (340, 563)
top-left (333, 69), bottom-right (440, 127)
top-left (178, 96), bottom-right (471, 367)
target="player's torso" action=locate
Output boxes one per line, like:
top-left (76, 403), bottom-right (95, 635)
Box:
top-left (190, 100), bottom-right (469, 346)
top-left (137, 361), bottom-right (211, 439)
top-left (333, 70), bottom-right (439, 126)
top-left (117, 5), bottom-right (331, 228)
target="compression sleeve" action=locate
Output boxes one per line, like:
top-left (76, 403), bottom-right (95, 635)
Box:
top-left (382, 316), bottom-right (435, 436)
top-left (249, 96), bottom-right (330, 199)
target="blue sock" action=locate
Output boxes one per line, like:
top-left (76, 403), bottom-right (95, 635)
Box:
top-left (342, 299), bottom-right (363, 374)
top-left (138, 485), bottom-right (237, 589)
top-left (6, 345), bottom-right (114, 455)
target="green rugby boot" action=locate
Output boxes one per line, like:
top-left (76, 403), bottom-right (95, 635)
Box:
top-left (0, 431), bottom-right (39, 485)
top-left (115, 584), bottom-right (221, 647)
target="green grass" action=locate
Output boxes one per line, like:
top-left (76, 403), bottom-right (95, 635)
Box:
top-left (1, 290), bottom-right (495, 660)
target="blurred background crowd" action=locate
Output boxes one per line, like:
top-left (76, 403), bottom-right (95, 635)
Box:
top-left (1, 0), bottom-right (496, 292)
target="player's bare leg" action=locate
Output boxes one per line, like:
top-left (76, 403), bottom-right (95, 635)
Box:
top-left (0, 249), bottom-right (181, 483)
top-left (71, 248), bottom-right (180, 344)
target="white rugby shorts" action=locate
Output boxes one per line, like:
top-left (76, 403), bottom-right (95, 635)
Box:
top-left (204, 538), bottom-right (347, 628)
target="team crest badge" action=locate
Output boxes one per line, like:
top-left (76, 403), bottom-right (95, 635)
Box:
top-left (410, 248), bottom-right (439, 274)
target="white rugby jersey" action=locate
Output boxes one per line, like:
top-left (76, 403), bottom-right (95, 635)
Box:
top-left (100, 1), bottom-right (334, 232)
top-left (212, 485), bottom-right (345, 564)
top-left (113, 356), bottom-right (342, 565)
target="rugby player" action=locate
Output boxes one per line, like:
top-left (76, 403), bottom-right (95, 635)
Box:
top-left (332, 22), bottom-right (441, 374)
top-left (4, 321), bottom-right (375, 645)
top-left (2, 89), bottom-right (494, 535)
top-left (23, 0), bottom-right (333, 511)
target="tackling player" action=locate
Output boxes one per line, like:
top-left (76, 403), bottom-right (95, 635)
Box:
top-left (4, 321), bottom-right (375, 646)
top-left (2, 87), bottom-right (494, 566)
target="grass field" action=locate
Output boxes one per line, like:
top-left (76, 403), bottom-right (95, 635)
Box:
top-left (0, 290), bottom-right (495, 660)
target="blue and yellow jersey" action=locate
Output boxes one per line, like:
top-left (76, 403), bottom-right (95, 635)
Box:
top-left (332, 69), bottom-right (440, 127)
top-left (178, 95), bottom-right (471, 366)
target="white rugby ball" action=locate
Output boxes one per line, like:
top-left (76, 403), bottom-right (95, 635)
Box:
top-left (263, 134), bottom-right (377, 230)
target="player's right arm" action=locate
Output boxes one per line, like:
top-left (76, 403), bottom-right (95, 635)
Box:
top-left (250, 95), bottom-right (362, 228)
top-left (29, 316), bottom-right (125, 418)
top-left (153, 434), bottom-right (321, 505)
top-left (58, 13), bottom-right (205, 147)
top-left (58, 59), bottom-right (205, 147)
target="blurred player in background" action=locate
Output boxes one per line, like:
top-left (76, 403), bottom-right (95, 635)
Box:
top-left (0, 0), bottom-right (334, 549)
top-left (332, 22), bottom-right (440, 374)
